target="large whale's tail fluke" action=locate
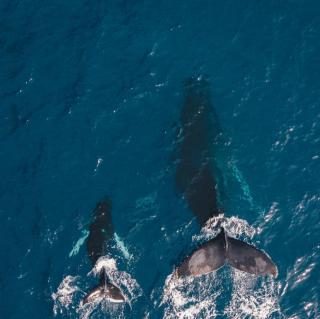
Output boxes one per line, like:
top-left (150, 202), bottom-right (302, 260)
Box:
top-left (176, 228), bottom-right (227, 277)
top-left (81, 270), bottom-right (126, 306)
top-left (176, 228), bottom-right (278, 278)
top-left (226, 235), bottom-right (278, 277)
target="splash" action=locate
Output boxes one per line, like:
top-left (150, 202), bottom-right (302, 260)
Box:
top-left (52, 275), bottom-right (83, 316)
top-left (193, 214), bottom-right (257, 242)
top-left (164, 215), bottom-right (281, 318)
top-left (160, 273), bottom-right (221, 319)
top-left (201, 216), bottom-right (281, 318)
top-left (77, 300), bottom-right (126, 319)
top-left (224, 269), bottom-right (282, 319)
top-left (53, 256), bottom-right (142, 318)
top-left (89, 255), bottom-right (143, 305)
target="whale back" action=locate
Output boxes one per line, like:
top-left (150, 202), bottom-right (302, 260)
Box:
top-left (175, 77), bottom-right (222, 225)
top-left (86, 198), bottom-right (113, 265)
top-left (83, 198), bottom-right (126, 304)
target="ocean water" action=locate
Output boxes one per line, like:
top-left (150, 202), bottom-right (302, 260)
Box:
top-left (1, 1), bottom-right (320, 318)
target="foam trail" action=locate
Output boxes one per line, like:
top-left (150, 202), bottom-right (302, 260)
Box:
top-left (52, 275), bottom-right (83, 316)
top-left (53, 256), bottom-right (142, 318)
top-left (78, 300), bottom-right (126, 319)
top-left (224, 269), bottom-right (282, 319)
top-left (182, 215), bottom-right (281, 318)
top-left (160, 272), bottom-right (221, 319)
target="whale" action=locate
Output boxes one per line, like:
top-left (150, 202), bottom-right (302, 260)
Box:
top-left (82, 197), bottom-right (126, 305)
top-left (174, 77), bottom-right (278, 278)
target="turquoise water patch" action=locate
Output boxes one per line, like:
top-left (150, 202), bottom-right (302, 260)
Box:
top-left (69, 230), bottom-right (89, 258)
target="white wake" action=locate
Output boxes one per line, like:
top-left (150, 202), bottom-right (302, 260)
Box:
top-left (161, 215), bottom-right (282, 319)
top-left (161, 272), bottom-right (221, 319)
top-left (52, 256), bottom-right (142, 318)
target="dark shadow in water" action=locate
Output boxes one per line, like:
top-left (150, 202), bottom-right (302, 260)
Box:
top-left (175, 76), bottom-right (223, 226)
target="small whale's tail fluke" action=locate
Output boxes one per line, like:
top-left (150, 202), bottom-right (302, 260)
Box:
top-left (82, 270), bottom-right (126, 306)
top-left (176, 228), bottom-right (278, 278)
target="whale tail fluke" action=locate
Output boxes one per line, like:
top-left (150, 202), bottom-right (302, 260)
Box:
top-left (176, 228), bottom-right (226, 277)
top-left (226, 235), bottom-right (278, 277)
top-left (176, 228), bottom-right (278, 278)
top-left (81, 270), bottom-right (126, 306)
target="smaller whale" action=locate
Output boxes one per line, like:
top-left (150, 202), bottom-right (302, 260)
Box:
top-left (82, 197), bottom-right (126, 305)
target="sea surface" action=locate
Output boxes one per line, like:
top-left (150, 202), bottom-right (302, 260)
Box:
top-left (1, 1), bottom-right (320, 318)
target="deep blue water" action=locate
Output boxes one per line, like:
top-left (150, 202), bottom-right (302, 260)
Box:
top-left (1, 1), bottom-right (320, 318)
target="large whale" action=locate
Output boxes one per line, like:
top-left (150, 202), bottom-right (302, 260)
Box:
top-left (82, 197), bottom-right (126, 304)
top-left (174, 77), bottom-right (278, 278)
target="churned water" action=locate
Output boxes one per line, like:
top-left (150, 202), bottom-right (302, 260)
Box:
top-left (1, 1), bottom-right (319, 318)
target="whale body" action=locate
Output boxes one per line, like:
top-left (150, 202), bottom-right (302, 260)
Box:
top-left (82, 198), bottom-right (125, 305)
top-left (174, 77), bottom-right (277, 278)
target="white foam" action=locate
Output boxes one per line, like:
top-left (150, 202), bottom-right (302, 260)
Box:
top-left (194, 214), bottom-right (256, 242)
top-left (90, 255), bottom-right (143, 305)
top-left (78, 300), bottom-right (126, 319)
top-left (163, 215), bottom-right (283, 318)
top-left (93, 157), bottom-right (103, 174)
top-left (224, 269), bottom-right (282, 319)
top-left (52, 275), bottom-right (83, 316)
top-left (53, 256), bottom-right (142, 318)
top-left (160, 273), bottom-right (220, 319)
